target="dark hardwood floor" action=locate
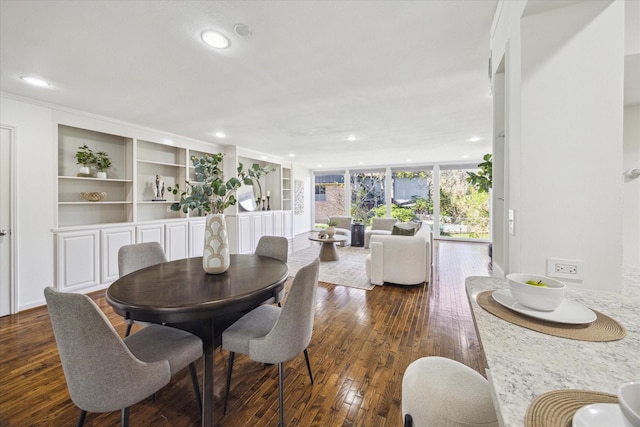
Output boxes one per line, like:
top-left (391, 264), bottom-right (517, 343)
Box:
top-left (0, 240), bottom-right (491, 426)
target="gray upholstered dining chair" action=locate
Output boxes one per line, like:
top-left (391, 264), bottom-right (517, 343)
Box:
top-left (44, 286), bottom-right (203, 427)
top-left (118, 242), bottom-right (167, 336)
top-left (255, 235), bottom-right (289, 306)
top-left (222, 257), bottom-right (320, 426)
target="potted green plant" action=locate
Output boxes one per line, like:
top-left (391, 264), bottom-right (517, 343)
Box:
top-left (466, 153), bottom-right (493, 261)
top-left (244, 163), bottom-right (276, 205)
top-left (93, 151), bottom-right (112, 179)
top-left (168, 153), bottom-right (258, 274)
top-left (74, 144), bottom-right (95, 177)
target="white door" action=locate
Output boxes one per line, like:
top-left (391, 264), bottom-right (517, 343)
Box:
top-left (1, 126), bottom-right (14, 316)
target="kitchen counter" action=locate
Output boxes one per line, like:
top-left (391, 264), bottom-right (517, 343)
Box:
top-left (466, 276), bottom-right (640, 426)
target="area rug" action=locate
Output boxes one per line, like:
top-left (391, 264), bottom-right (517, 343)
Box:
top-left (287, 245), bottom-right (375, 291)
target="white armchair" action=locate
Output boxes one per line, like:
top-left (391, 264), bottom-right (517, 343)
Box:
top-left (364, 218), bottom-right (398, 248)
top-left (365, 225), bottom-right (432, 286)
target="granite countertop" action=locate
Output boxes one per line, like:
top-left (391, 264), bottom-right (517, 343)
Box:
top-left (466, 276), bottom-right (640, 427)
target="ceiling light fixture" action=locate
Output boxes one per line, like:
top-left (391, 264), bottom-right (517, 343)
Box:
top-left (201, 31), bottom-right (230, 49)
top-left (288, 153), bottom-right (296, 158)
top-left (347, 135), bottom-right (357, 142)
top-left (461, 154), bottom-right (470, 159)
top-left (20, 76), bottom-right (50, 87)
top-left (469, 136), bottom-right (481, 142)
top-left (214, 131), bottom-right (226, 138)
top-left (260, 155), bottom-right (268, 160)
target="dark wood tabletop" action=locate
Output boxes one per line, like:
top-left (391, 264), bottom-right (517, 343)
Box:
top-left (107, 254), bottom-right (289, 323)
top-left (106, 254), bottom-right (288, 427)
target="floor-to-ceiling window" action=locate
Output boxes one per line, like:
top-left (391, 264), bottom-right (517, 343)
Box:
top-left (438, 166), bottom-right (489, 239)
top-left (350, 169), bottom-right (386, 226)
top-left (314, 172), bottom-right (345, 226)
top-left (390, 167), bottom-right (434, 228)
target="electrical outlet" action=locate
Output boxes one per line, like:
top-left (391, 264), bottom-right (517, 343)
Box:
top-left (166, 205), bottom-right (172, 213)
top-left (547, 258), bottom-right (584, 280)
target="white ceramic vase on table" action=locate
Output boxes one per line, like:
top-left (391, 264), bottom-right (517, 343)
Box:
top-left (203, 213), bottom-right (230, 274)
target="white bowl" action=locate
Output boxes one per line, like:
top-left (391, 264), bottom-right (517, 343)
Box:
top-left (506, 273), bottom-right (566, 311)
top-left (619, 382), bottom-right (640, 427)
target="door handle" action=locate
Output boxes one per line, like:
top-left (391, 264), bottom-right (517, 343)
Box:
top-left (0, 230), bottom-right (7, 236)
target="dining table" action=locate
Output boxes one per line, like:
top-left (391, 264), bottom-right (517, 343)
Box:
top-left (106, 254), bottom-right (289, 427)
top-left (466, 276), bottom-right (640, 426)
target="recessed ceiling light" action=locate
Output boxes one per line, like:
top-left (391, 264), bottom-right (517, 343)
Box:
top-left (260, 155), bottom-right (268, 160)
top-left (20, 76), bottom-right (50, 87)
top-left (469, 136), bottom-right (481, 142)
top-left (288, 153), bottom-right (295, 158)
top-left (406, 159), bottom-right (412, 162)
top-left (346, 135), bottom-right (357, 142)
top-left (317, 164), bottom-right (323, 168)
top-left (202, 31), bottom-right (230, 49)
top-left (163, 139), bottom-right (175, 145)
top-left (214, 131), bottom-right (226, 138)
top-left (358, 162), bottom-right (364, 165)
top-left (233, 23), bottom-right (252, 37)
top-left (461, 154), bottom-right (470, 159)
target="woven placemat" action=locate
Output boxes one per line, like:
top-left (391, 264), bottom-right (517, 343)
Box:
top-left (477, 290), bottom-right (626, 341)
top-left (525, 389), bottom-right (618, 427)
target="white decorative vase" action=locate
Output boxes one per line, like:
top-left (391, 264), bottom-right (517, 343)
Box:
top-left (203, 213), bottom-right (230, 274)
top-left (78, 166), bottom-right (90, 176)
top-left (326, 225), bottom-right (336, 238)
top-left (95, 171), bottom-right (107, 179)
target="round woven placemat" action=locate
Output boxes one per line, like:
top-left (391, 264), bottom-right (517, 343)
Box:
top-left (525, 390), bottom-right (618, 427)
top-left (476, 291), bottom-right (626, 341)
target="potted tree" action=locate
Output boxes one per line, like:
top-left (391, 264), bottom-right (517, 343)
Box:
top-left (466, 153), bottom-right (493, 261)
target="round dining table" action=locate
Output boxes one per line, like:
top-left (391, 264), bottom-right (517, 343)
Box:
top-left (106, 254), bottom-right (288, 427)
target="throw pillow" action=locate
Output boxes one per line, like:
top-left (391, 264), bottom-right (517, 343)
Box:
top-left (392, 224), bottom-right (417, 236)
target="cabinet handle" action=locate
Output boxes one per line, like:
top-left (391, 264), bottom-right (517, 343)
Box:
top-left (0, 229), bottom-right (7, 236)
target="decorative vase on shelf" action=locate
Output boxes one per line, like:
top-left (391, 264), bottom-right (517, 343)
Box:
top-left (326, 225), bottom-right (336, 238)
top-left (95, 171), bottom-right (107, 179)
top-left (202, 213), bottom-right (230, 274)
top-left (78, 166), bottom-right (91, 176)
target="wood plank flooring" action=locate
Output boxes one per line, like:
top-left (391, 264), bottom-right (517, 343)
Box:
top-left (0, 240), bottom-right (491, 426)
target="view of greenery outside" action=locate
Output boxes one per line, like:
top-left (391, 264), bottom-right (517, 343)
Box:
top-left (439, 168), bottom-right (489, 239)
top-left (315, 167), bottom-right (489, 240)
top-left (350, 171), bottom-right (386, 226)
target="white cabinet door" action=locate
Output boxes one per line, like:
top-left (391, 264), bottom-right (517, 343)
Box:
top-left (252, 213), bottom-right (263, 247)
top-left (189, 219), bottom-right (206, 257)
top-left (56, 230), bottom-right (100, 292)
top-left (262, 211), bottom-right (274, 236)
top-left (238, 215), bottom-right (253, 254)
top-left (101, 227), bottom-right (135, 284)
top-left (283, 211), bottom-right (293, 239)
top-left (136, 223), bottom-right (165, 247)
top-left (165, 221), bottom-right (188, 260)
top-left (273, 211), bottom-right (284, 237)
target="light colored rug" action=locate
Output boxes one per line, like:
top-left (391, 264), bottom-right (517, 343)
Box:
top-left (288, 245), bottom-right (375, 291)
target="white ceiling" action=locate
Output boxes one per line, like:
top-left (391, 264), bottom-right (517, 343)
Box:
top-left (0, 1), bottom-right (637, 170)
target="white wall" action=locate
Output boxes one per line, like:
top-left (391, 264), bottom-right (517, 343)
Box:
top-left (492, 0), bottom-right (626, 291)
top-left (1, 97), bottom-right (56, 310)
top-left (623, 105), bottom-right (640, 269)
top-left (292, 164), bottom-right (313, 235)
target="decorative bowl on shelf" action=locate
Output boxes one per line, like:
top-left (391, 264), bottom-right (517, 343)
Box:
top-left (81, 191), bottom-right (107, 202)
top-left (505, 273), bottom-right (566, 311)
top-left (619, 381), bottom-right (640, 427)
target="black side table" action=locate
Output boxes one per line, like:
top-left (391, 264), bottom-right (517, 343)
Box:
top-left (351, 223), bottom-right (364, 247)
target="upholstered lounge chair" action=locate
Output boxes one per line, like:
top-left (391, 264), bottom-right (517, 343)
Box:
top-left (365, 224), bottom-right (432, 286)
top-left (364, 217), bottom-right (398, 248)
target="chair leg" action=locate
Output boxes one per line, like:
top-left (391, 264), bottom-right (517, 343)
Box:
top-left (404, 413), bottom-right (413, 427)
top-left (223, 352), bottom-right (235, 415)
top-left (189, 362), bottom-right (202, 416)
top-left (303, 348), bottom-right (313, 384)
top-left (121, 407), bottom-right (130, 427)
top-left (278, 362), bottom-right (285, 427)
top-left (124, 319), bottom-right (133, 337)
top-left (76, 410), bottom-right (86, 427)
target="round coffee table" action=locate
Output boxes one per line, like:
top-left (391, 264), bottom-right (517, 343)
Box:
top-left (308, 234), bottom-right (348, 261)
